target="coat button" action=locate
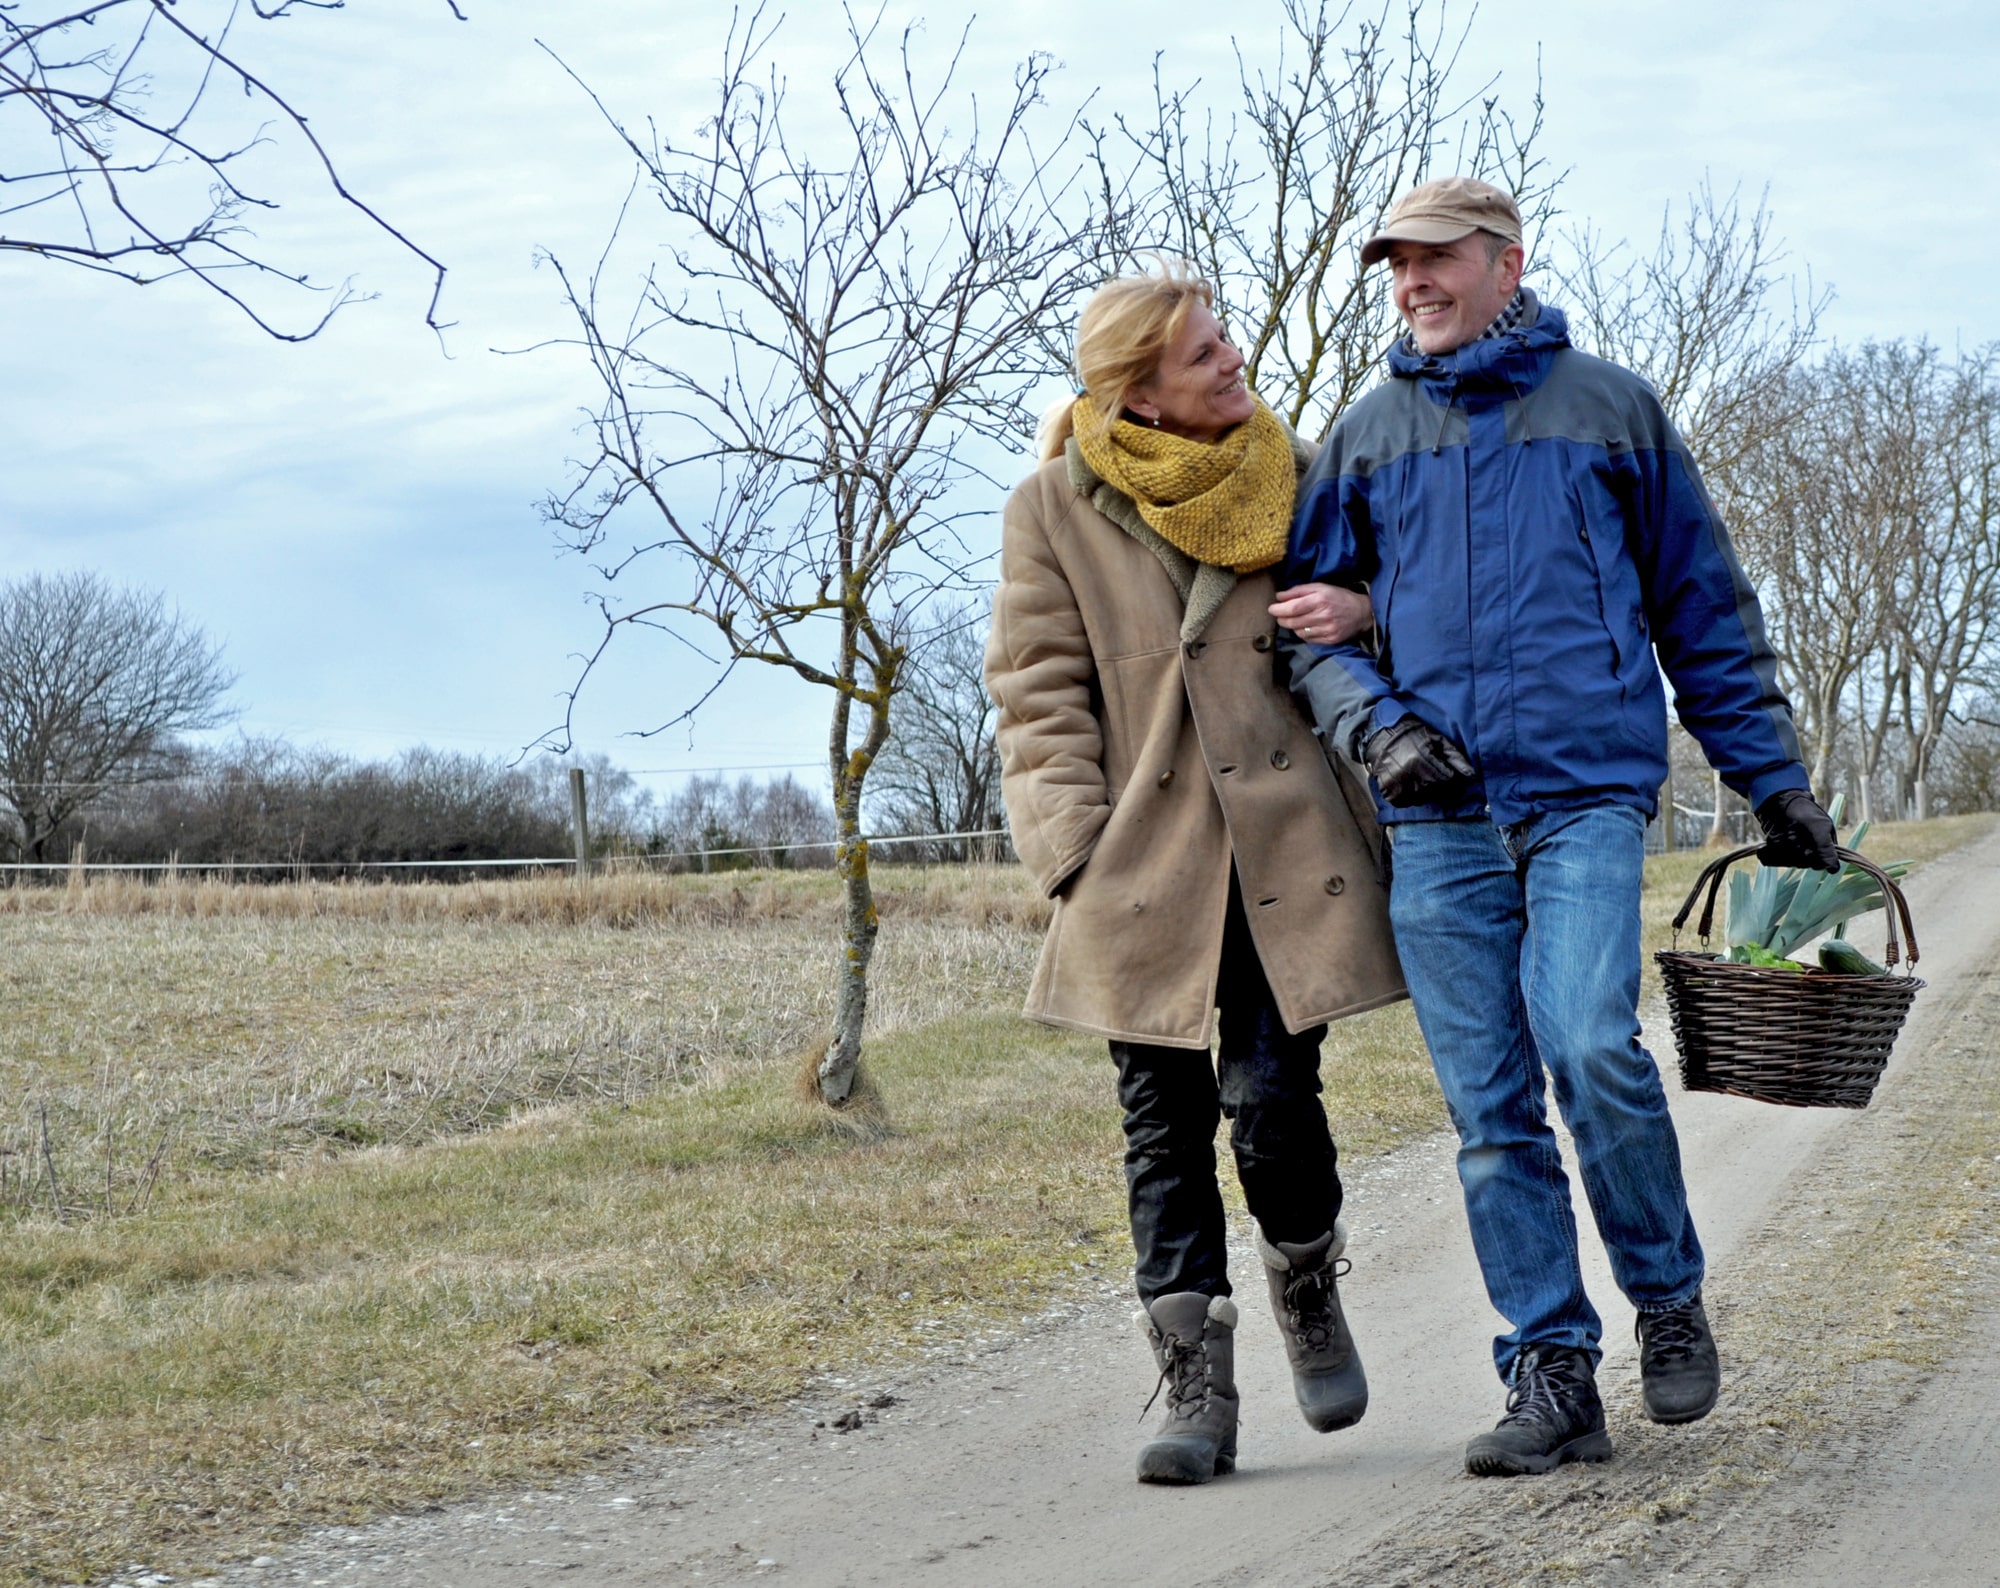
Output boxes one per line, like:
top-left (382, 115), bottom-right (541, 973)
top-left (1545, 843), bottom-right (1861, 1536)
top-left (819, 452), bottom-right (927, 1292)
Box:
top-left (1324, 876), bottom-right (1345, 895)
top-left (1157, 769), bottom-right (1175, 788)
top-left (1270, 750), bottom-right (1291, 770)
top-left (1184, 640), bottom-right (1206, 658)
top-left (1252, 633), bottom-right (1273, 652)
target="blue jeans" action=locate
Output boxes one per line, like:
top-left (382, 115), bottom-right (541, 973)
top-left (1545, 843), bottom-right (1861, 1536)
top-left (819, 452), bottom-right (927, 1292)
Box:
top-left (1388, 805), bottom-right (1704, 1379)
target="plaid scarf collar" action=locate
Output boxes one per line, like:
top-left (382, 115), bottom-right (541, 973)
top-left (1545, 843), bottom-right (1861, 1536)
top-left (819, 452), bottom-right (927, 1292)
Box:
top-left (1394, 287), bottom-right (1532, 362)
top-left (1479, 288), bottom-right (1529, 341)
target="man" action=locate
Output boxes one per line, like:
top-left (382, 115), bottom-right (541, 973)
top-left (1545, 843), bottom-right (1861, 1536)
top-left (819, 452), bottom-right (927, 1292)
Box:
top-left (1279, 177), bottom-right (1840, 1476)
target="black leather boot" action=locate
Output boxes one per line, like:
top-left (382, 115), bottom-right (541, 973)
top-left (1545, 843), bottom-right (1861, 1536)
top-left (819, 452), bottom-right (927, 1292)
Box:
top-left (1465, 1344), bottom-right (1614, 1477)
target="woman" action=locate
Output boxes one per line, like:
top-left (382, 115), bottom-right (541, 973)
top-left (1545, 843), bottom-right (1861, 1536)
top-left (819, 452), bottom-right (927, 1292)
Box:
top-left (984, 264), bottom-right (1404, 1485)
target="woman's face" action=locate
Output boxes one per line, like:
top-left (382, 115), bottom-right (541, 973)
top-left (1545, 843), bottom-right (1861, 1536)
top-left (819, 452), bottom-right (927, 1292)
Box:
top-left (1126, 302), bottom-right (1254, 443)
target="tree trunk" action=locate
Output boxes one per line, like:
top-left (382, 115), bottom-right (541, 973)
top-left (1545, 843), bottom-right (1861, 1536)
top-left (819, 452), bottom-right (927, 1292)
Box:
top-left (1809, 721), bottom-right (1837, 795)
top-left (817, 783), bottom-right (878, 1105)
top-left (1706, 769), bottom-right (1730, 848)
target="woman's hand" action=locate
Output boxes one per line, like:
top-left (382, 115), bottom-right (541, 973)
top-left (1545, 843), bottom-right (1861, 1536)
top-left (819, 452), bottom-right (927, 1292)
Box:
top-left (1269, 582), bottom-right (1373, 646)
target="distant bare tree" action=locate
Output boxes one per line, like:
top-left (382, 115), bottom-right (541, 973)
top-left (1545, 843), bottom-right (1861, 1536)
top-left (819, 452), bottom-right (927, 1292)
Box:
top-left (536, 7), bottom-right (1110, 1101)
top-left (655, 773), bottom-right (833, 870)
top-left (1886, 344), bottom-right (2000, 818)
top-left (1, 0), bottom-right (462, 338)
top-left (1104, 0), bottom-right (1560, 441)
top-left (1929, 697), bottom-right (2000, 815)
top-left (524, 751), bottom-right (656, 852)
top-left (1728, 354), bottom-right (1905, 790)
top-left (0, 571), bottom-right (234, 860)
top-left (1725, 342), bottom-right (2000, 822)
top-left (1554, 182), bottom-right (1826, 841)
top-left (1556, 182), bottom-right (1826, 507)
top-left (868, 602), bottom-right (1003, 861)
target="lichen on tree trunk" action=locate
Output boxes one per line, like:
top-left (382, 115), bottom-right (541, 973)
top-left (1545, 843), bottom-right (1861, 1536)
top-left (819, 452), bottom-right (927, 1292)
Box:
top-left (816, 648), bottom-right (893, 1107)
top-left (818, 807), bottom-right (878, 1106)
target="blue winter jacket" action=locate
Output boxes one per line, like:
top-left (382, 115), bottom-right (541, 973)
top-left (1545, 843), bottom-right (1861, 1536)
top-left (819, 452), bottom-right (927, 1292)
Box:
top-left (1280, 292), bottom-right (1809, 827)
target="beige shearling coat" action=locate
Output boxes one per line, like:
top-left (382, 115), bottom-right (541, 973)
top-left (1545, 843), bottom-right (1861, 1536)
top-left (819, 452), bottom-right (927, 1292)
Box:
top-left (985, 443), bottom-right (1406, 1049)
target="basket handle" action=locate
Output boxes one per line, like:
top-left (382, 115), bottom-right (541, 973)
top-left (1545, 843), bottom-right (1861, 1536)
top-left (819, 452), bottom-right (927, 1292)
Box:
top-left (1668, 844), bottom-right (1920, 969)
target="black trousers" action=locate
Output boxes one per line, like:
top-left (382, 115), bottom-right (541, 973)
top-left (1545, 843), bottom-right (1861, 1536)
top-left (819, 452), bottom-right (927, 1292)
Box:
top-left (1111, 875), bottom-right (1341, 1304)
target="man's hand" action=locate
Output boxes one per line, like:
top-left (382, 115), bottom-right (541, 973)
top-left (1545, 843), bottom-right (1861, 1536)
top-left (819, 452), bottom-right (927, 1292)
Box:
top-left (1270, 582), bottom-right (1373, 646)
top-left (1754, 788), bottom-right (1841, 872)
top-left (1364, 717), bottom-right (1476, 807)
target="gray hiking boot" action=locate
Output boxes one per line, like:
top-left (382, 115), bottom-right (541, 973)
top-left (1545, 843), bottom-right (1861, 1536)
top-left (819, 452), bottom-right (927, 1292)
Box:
top-left (1135, 1292), bottom-right (1240, 1484)
top-left (1637, 1291), bottom-right (1721, 1424)
top-left (1464, 1344), bottom-right (1614, 1477)
top-left (1257, 1220), bottom-right (1368, 1432)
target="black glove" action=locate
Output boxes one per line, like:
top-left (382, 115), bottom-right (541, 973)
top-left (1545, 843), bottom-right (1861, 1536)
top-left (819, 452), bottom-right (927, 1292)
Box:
top-left (1363, 717), bottom-right (1476, 807)
top-left (1754, 788), bottom-right (1840, 872)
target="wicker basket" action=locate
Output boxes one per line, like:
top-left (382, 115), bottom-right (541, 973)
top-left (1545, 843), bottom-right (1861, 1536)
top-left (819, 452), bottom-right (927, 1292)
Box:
top-left (1655, 845), bottom-right (1924, 1108)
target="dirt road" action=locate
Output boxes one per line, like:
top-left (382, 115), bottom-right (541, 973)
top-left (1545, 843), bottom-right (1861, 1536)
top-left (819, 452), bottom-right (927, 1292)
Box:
top-left (177, 830), bottom-right (2000, 1587)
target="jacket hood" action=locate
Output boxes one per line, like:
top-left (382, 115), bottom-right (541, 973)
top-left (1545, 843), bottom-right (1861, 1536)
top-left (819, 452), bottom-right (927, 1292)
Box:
top-left (1386, 289), bottom-right (1571, 399)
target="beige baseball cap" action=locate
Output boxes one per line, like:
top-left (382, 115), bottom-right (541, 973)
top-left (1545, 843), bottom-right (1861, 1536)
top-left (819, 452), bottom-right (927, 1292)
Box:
top-left (1359, 177), bottom-right (1523, 267)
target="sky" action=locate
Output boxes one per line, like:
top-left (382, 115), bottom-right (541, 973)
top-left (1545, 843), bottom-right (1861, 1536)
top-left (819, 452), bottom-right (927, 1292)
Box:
top-left (4, 0), bottom-right (1998, 806)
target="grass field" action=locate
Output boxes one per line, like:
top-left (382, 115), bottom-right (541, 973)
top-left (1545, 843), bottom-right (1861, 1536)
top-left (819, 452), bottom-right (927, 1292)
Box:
top-left (2, 816), bottom-right (1989, 1585)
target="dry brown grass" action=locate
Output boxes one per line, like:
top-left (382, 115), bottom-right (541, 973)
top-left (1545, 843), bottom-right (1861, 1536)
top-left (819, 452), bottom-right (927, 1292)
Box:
top-left (0, 870), bottom-right (1048, 1209)
top-left (1, 820), bottom-right (1988, 1586)
top-left (0, 862), bottom-right (1054, 931)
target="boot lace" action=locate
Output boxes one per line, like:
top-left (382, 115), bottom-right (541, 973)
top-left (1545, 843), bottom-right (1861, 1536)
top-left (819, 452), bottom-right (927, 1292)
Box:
top-left (1140, 1332), bottom-right (1208, 1421)
top-left (1280, 1255), bottom-right (1352, 1353)
top-left (1639, 1300), bottom-right (1707, 1366)
top-left (1498, 1348), bottom-right (1592, 1430)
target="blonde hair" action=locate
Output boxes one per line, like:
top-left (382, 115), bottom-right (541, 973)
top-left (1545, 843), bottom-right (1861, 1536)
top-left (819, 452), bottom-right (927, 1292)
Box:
top-left (1037, 262), bottom-right (1216, 463)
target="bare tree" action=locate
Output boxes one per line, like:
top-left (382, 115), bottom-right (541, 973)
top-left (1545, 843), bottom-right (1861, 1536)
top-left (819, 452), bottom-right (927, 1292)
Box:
top-left (1553, 182), bottom-right (1827, 842)
top-left (655, 773), bottom-right (833, 870)
top-left (1104, 0), bottom-right (1560, 441)
top-left (2, 0), bottom-right (463, 338)
top-left (1727, 342), bottom-right (2000, 822)
top-left (1928, 695), bottom-right (2000, 815)
top-left (867, 601), bottom-right (1004, 862)
top-left (1849, 644), bottom-right (1906, 824)
top-left (525, 751), bottom-right (658, 853)
top-left (535, 8), bottom-right (1110, 1102)
top-left (1556, 182), bottom-right (1826, 506)
top-left (0, 571), bottom-right (235, 860)
top-left (1887, 344), bottom-right (2000, 818)
top-left (1727, 354), bottom-right (1906, 789)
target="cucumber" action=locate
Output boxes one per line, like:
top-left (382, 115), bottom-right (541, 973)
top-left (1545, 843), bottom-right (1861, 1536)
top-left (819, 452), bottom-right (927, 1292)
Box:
top-left (1818, 938), bottom-right (1887, 976)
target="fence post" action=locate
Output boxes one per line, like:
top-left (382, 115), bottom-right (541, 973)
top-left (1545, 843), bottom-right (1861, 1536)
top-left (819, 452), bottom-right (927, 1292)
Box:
top-left (1658, 775), bottom-right (1676, 853)
top-left (569, 767), bottom-right (592, 880)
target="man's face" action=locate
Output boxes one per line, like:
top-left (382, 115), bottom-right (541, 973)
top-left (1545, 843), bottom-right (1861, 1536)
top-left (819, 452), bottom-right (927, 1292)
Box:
top-left (1387, 233), bottom-right (1525, 356)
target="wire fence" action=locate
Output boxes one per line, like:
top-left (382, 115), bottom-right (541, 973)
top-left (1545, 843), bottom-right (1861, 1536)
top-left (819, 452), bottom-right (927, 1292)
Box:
top-left (0, 828), bottom-right (1017, 878)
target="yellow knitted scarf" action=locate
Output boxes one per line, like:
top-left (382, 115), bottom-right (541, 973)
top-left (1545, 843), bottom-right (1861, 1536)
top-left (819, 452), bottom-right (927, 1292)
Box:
top-left (1072, 392), bottom-right (1296, 573)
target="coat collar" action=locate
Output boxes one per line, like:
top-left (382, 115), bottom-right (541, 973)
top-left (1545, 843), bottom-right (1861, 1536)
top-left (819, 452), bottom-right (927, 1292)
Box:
top-left (1386, 289), bottom-right (1571, 400)
top-left (1064, 419), bottom-right (1315, 644)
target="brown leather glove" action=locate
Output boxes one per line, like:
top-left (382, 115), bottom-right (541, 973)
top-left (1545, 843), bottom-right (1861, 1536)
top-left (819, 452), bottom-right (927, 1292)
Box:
top-left (1364, 717), bottom-right (1476, 807)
